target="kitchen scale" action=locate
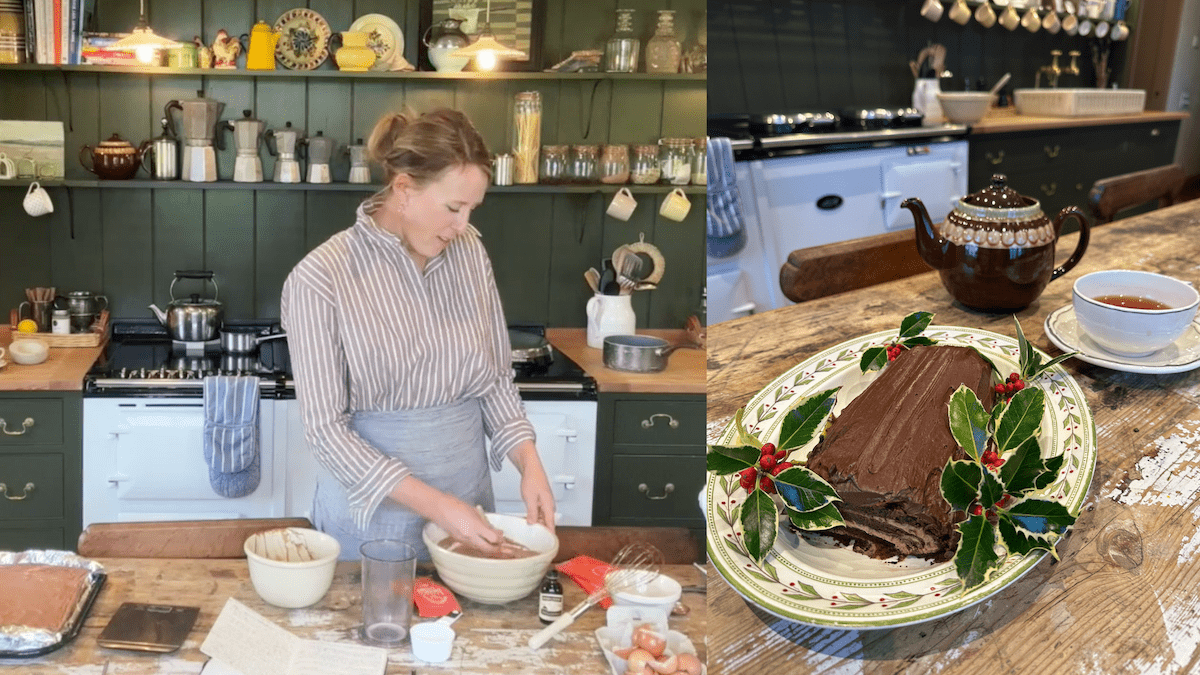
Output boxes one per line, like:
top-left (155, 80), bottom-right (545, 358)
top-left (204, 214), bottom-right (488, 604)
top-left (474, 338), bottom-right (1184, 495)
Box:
top-left (97, 602), bottom-right (199, 653)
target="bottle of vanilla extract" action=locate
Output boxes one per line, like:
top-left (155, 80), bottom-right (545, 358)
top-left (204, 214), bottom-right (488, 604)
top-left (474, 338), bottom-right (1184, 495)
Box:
top-left (538, 569), bottom-right (564, 624)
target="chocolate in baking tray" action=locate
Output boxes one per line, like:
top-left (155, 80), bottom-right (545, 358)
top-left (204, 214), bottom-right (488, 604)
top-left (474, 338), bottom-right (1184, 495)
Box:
top-left (0, 550), bottom-right (106, 657)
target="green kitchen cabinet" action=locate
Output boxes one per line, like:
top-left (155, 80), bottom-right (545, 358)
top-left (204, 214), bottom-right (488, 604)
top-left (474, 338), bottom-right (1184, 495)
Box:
top-left (0, 392), bottom-right (83, 552)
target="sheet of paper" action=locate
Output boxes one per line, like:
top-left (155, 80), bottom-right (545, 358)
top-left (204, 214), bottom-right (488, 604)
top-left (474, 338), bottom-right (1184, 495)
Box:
top-left (199, 658), bottom-right (246, 675)
top-left (292, 639), bottom-right (389, 675)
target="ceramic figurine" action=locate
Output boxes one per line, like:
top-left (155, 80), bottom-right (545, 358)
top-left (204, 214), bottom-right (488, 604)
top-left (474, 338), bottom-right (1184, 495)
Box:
top-left (195, 36), bottom-right (213, 69)
top-left (212, 29), bottom-right (241, 69)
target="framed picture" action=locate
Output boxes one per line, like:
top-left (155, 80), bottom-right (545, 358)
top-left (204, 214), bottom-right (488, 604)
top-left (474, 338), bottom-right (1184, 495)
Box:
top-left (418, 0), bottom-right (544, 72)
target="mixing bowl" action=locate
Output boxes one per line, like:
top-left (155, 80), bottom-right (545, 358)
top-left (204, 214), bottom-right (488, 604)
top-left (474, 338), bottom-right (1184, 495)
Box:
top-left (244, 527), bottom-right (340, 608)
top-left (423, 513), bottom-right (558, 605)
top-left (936, 92), bottom-right (994, 124)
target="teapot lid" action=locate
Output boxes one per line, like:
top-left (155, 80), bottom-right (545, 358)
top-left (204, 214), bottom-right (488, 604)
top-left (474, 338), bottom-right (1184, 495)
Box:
top-left (98, 133), bottom-right (134, 148)
top-left (962, 174), bottom-right (1031, 209)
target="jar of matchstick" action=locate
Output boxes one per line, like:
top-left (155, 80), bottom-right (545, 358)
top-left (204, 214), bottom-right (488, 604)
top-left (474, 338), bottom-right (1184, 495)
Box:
top-left (512, 91), bottom-right (542, 184)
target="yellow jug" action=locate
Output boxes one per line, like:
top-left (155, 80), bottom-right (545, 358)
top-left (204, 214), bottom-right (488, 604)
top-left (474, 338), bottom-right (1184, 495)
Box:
top-left (246, 20), bottom-right (279, 70)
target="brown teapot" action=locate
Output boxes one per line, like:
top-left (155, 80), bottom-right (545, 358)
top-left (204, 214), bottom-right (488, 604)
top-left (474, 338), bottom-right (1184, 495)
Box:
top-left (903, 174), bottom-right (1090, 312)
top-left (80, 133), bottom-right (145, 180)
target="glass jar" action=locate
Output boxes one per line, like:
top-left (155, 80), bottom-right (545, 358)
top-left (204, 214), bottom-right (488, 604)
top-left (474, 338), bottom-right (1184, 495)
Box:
top-left (605, 8), bottom-right (639, 73)
top-left (645, 10), bottom-right (681, 74)
top-left (599, 144), bottom-right (630, 184)
top-left (690, 138), bottom-right (707, 185)
top-left (659, 138), bottom-right (692, 185)
top-left (630, 144), bottom-right (661, 184)
top-left (540, 144), bottom-right (569, 184)
top-left (569, 144), bottom-right (599, 183)
top-left (683, 12), bottom-right (707, 74)
top-left (512, 91), bottom-right (542, 184)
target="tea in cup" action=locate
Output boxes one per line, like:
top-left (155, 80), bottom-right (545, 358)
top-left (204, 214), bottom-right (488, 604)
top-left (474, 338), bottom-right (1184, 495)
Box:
top-left (1072, 270), bottom-right (1200, 357)
top-left (606, 188), bottom-right (637, 221)
top-left (658, 188), bottom-right (691, 222)
top-left (23, 182), bottom-right (53, 217)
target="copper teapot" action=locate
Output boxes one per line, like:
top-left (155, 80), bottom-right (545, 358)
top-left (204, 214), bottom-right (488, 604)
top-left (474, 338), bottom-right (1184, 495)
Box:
top-left (903, 174), bottom-right (1090, 311)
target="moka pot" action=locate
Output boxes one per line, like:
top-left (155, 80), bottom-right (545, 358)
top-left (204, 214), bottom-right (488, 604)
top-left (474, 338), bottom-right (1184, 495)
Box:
top-left (224, 109), bottom-right (265, 183)
top-left (346, 138), bottom-right (370, 184)
top-left (265, 121), bottom-right (302, 183)
top-left (165, 91), bottom-right (225, 182)
top-left (305, 130), bottom-right (334, 184)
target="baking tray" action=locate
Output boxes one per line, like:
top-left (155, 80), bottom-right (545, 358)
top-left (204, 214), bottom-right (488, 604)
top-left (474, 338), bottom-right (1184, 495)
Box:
top-left (0, 551), bottom-right (107, 658)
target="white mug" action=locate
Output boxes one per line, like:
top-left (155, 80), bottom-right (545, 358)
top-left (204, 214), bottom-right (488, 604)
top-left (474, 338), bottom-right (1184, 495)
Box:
top-left (0, 152), bottom-right (14, 180)
top-left (975, 1), bottom-right (997, 27)
top-left (948, 0), bottom-right (972, 24)
top-left (1062, 12), bottom-right (1079, 33)
top-left (1094, 20), bottom-right (1109, 37)
top-left (658, 188), bottom-right (691, 221)
top-left (999, 4), bottom-right (1021, 29)
top-left (1042, 10), bottom-right (1061, 32)
top-left (920, 0), bottom-right (944, 21)
top-left (1078, 18), bottom-right (1093, 35)
top-left (1111, 20), bottom-right (1129, 40)
top-left (23, 181), bottom-right (53, 217)
top-left (1021, 7), bottom-right (1041, 31)
top-left (606, 187), bottom-right (637, 221)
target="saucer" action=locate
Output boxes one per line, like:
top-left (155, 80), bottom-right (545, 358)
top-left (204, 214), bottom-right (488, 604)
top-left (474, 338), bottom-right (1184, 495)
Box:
top-left (1044, 304), bottom-right (1200, 374)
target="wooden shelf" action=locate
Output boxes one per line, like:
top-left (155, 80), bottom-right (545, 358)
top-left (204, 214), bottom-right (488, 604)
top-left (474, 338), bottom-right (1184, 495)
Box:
top-left (1, 179), bottom-right (707, 195)
top-left (0, 64), bottom-right (707, 81)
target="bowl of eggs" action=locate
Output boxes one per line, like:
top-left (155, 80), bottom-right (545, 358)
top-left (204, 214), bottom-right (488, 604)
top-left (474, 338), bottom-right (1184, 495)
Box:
top-left (596, 611), bottom-right (705, 675)
top-left (1072, 269), bottom-right (1200, 357)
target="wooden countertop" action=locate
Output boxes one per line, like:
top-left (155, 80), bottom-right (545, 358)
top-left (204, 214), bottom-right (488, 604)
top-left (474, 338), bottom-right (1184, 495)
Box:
top-left (969, 107), bottom-right (1188, 134)
top-left (0, 327), bottom-right (104, 392)
top-left (546, 328), bottom-right (704, 395)
top-left (3, 558), bottom-right (706, 674)
top-left (706, 199), bottom-right (1200, 674)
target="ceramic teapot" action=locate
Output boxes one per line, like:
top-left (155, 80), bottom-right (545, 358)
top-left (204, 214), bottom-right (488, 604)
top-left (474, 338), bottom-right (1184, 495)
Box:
top-left (245, 20), bottom-right (279, 70)
top-left (79, 133), bottom-right (144, 180)
top-left (903, 174), bottom-right (1090, 311)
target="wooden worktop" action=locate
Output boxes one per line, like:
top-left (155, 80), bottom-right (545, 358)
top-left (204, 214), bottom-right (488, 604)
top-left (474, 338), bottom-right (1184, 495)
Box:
top-left (546, 328), bottom-right (704, 395)
top-left (969, 107), bottom-right (1188, 134)
top-left (0, 327), bottom-right (103, 392)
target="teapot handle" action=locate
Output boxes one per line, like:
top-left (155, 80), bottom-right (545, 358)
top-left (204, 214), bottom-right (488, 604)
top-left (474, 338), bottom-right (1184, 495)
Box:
top-left (1049, 206), bottom-right (1090, 282)
top-left (78, 145), bottom-right (95, 175)
top-left (422, 25), bottom-right (435, 47)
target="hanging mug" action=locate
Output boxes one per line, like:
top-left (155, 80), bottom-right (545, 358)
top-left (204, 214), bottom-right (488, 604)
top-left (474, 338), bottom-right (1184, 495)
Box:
top-left (975, 1), bottom-right (997, 27)
top-left (607, 188), bottom-right (637, 221)
top-left (920, 0), bottom-right (945, 21)
top-left (658, 188), bottom-right (692, 222)
top-left (23, 182), bottom-right (53, 217)
top-left (948, 0), bottom-right (972, 24)
top-left (0, 152), bottom-right (15, 179)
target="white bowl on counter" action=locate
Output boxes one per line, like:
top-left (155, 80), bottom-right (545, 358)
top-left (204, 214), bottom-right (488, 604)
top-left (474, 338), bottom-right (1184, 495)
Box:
top-left (609, 571), bottom-right (682, 616)
top-left (936, 92), bottom-right (994, 124)
top-left (422, 513), bottom-right (557, 605)
top-left (9, 339), bottom-right (49, 365)
top-left (244, 527), bottom-right (340, 608)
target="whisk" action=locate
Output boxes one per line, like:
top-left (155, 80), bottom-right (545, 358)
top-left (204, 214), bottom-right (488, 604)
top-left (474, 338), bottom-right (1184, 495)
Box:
top-left (527, 542), bottom-right (663, 650)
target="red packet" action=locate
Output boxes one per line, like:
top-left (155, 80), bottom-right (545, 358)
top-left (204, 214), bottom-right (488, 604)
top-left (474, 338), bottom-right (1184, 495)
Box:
top-left (556, 555), bottom-right (616, 609)
top-left (413, 577), bottom-right (461, 618)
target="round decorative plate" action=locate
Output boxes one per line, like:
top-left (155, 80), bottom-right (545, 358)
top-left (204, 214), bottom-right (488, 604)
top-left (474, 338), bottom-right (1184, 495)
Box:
top-left (1045, 304), bottom-right (1200, 375)
top-left (707, 325), bottom-right (1097, 628)
top-left (348, 13), bottom-right (404, 71)
top-left (274, 8), bottom-right (332, 71)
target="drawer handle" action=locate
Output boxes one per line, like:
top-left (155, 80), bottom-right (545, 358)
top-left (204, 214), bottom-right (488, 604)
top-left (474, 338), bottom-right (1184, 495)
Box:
top-left (1040, 183), bottom-right (1057, 196)
top-left (638, 483), bottom-right (674, 500)
top-left (1044, 145), bottom-right (1061, 158)
top-left (0, 482), bottom-right (34, 501)
top-left (641, 414), bottom-right (679, 430)
top-left (1151, 128), bottom-right (1161, 136)
top-left (0, 417), bottom-right (34, 436)
top-left (986, 150), bottom-right (1004, 165)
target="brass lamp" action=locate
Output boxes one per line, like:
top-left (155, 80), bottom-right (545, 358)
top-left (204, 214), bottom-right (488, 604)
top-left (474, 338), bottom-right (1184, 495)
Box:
top-left (450, 0), bottom-right (527, 71)
top-left (110, 0), bottom-right (180, 64)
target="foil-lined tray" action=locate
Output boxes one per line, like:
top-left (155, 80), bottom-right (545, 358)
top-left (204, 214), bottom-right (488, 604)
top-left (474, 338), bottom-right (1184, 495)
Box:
top-left (0, 550), bottom-right (106, 657)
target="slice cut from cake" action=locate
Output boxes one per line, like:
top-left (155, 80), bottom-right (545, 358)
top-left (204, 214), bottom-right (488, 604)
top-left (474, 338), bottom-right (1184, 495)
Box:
top-left (804, 345), bottom-right (996, 562)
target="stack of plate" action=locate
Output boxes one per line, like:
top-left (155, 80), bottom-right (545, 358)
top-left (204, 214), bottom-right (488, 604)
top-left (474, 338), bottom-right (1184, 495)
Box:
top-left (0, 0), bottom-right (25, 64)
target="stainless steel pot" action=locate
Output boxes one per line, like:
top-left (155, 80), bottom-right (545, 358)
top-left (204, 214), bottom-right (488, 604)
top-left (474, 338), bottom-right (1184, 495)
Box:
top-left (220, 328), bottom-right (287, 354)
top-left (148, 271), bottom-right (224, 342)
top-left (602, 335), bottom-right (697, 373)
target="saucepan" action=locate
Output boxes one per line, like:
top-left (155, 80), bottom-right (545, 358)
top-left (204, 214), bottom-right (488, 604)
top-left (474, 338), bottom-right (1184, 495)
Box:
top-left (602, 335), bottom-right (700, 373)
top-left (220, 327), bottom-right (288, 354)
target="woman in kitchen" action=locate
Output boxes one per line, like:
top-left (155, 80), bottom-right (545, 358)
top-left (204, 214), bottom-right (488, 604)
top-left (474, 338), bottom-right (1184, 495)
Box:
top-left (280, 108), bottom-right (555, 561)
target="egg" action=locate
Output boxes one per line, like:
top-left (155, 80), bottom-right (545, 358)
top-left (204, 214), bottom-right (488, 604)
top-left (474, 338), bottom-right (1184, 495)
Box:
top-left (625, 648), bottom-right (656, 673)
top-left (632, 624), bottom-right (667, 658)
top-left (677, 653), bottom-right (703, 675)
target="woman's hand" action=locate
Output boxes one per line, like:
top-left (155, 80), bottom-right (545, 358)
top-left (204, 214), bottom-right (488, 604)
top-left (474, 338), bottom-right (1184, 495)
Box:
top-left (389, 476), bottom-right (504, 555)
top-left (509, 441), bottom-right (556, 532)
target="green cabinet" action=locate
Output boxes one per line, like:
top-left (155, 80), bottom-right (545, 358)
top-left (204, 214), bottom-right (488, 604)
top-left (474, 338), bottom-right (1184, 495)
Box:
top-left (0, 392), bottom-right (82, 552)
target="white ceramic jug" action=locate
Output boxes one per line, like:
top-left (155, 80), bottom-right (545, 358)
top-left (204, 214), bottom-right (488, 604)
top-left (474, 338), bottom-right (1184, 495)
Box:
top-left (912, 78), bottom-right (945, 125)
top-left (586, 293), bottom-right (636, 349)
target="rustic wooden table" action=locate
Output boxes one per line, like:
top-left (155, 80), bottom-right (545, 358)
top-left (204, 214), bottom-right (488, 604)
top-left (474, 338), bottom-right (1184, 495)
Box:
top-left (706, 199), bottom-right (1200, 674)
top-left (3, 559), bottom-right (706, 674)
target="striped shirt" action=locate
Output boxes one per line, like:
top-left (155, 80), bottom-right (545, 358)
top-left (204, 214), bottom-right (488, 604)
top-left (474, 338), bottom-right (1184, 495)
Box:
top-left (280, 201), bottom-right (535, 530)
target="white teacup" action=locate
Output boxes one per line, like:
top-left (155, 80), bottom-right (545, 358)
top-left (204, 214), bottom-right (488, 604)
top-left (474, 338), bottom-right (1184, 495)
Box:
top-left (1094, 20), bottom-right (1109, 37)
top-left (1078, 18), bottom-right (1093, 35)
top-left (921, 0), bottom-right (945, 21)
top-left (23, 181), bottom-right (53, 217)
top-left (606, 187), bottom-right (637, 221)
top-left (658, 188), bottom-right (691, 222)
top-left (1072, 270), bottom-right (1200, 357)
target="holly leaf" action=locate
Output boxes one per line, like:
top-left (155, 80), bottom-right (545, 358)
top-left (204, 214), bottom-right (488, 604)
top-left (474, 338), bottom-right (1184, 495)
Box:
top-left (899, 311), bottom-right (935, 338)
top-left (786, 501), bottom-right (845, 531)
top-left (774, 466), bottom-right (842, 513)
top-left (706, 444), bottom-right (759, 475)
top-left (954, 514), bottom-right (1001, 591)
top-left (733, 407), bottom-right (762, 448)
top-left (1036, 455), bottom-right (1065, 490)
top-left (998, 514), bottom-right (1058, 557)
top-left (994, 386), bottom-right (1045, 454)
top-left (980, 469), bottom-right (1005, 510)
top-left (940, 459), bottom-right (983, 511)
top-left (776, 388), bottom-right (840, 452)
top-left (740, 488), bottom-right (778, 563)
top-left (860, 346), bottom-right (888, 373)
top-left (901, 336), bottom-right (938, 349)
top-left (969, 345), bottom-right (1003, 378)
top-left (1014, 315), bottom-right (1036, 380)
top-left (998, 436), bottom-right (1047, 494)
top-left (1006, 498), bottom-right (1075, 533)
top-left (948, 384), bottom-right (990, 461)
top-left (1035, 352), bottom-right (1077, 377)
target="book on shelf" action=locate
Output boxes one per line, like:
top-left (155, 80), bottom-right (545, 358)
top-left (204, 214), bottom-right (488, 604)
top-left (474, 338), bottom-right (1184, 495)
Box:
top-left (26, 0), bottom-right (91, 64)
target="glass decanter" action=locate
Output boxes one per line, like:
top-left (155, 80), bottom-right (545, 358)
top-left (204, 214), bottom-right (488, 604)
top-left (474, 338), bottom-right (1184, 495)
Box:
top-left (605, 8), bottom-right (639, 73)
top-left (683, 12), bottom-right (706, 74)
top-left (645, 10), bottom-right (681, 74)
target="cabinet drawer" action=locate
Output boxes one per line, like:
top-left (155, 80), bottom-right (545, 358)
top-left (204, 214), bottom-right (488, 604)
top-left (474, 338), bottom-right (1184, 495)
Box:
top-left (0, 526), bottom-right (65, 551)
top-left (613, 400), bottom-right (704, 446)
top-left (609, 454), bottom-right (704, 521)
top-left (0, 454), bottom-right (64, 519)
top-left (0, 399), bottom-right (63, 446)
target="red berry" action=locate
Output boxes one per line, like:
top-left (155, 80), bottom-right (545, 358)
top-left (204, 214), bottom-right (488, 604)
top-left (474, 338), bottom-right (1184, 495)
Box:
top-left (760, 443), bottom-right (776, 456)
top-left (771, 461), bottom-right (793, 476)
top-left (759, 476), bottom-right (777, 494)
top-left (994, 384), bottom-right (1006, 394)
top-left (1008, 372), bottom-right (1019, 383)
top-left (969, 504), bottom-right (983, 516)
top-left (1014, 381), bottom-right (1025, 391)
top-left (759, 455), bottom-right (777, 471)
top-left (997, 494), bottom-right (1013, 509)
top-left (775, 448), bottom-right (786, 460)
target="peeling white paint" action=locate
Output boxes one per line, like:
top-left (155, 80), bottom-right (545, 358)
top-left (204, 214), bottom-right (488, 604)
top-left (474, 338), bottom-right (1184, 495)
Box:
top-left (1125, 589), bottom-right (1200, 675)
top-left (286, 610), bottom-right (335, 628)
top-left (1110, 423), bottom-right (1200, 508)
top-left (1180, 534), bottom-right (1200, 566)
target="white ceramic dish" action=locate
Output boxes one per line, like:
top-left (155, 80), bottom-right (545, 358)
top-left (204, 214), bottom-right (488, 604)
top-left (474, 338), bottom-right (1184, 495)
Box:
top-left (610, 571), bottom-right (682, 617)
top-left (244, 527), bottom-right (340, 608)
top-left (707, 325), bottom-right (1096, 628)
top-left (423, 513), bottom-right (557, 605)
top-left (274, 7), bottom-right (332, 71)
top-left (1045, 304), bottom-right (1200, 374)
top-left (1071, 269), bottom-right (1200, 356)
top-left (349, 13), bottom-right (404, 71)
top-left (9, 339), bottom-right (48, 365)
top-left (936, 92), bottom-right (993, 124)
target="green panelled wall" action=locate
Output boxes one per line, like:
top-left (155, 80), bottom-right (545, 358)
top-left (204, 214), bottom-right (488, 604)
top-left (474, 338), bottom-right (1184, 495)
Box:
top-left (0, 0), bottom-right (706, 329)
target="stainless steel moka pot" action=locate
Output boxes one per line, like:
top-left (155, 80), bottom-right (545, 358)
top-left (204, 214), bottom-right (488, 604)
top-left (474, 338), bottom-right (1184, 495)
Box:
top-left (305, 130), bottom-right (334, 184)
top-left (143, 117), bottom-right (179, 180)
top-left (165, 91), bottom-right (225, 182)
top-left (346, 138), bottom-right (370, 184)
top-left (225, 109), bottom-right (265, 183)
top-left (265, 121), bottom-right (302, 183)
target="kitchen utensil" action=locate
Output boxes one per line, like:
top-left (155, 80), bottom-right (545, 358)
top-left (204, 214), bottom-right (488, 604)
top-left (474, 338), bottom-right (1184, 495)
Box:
top-left (493, 153), bottom-right (513, 186)
top-left (509, 328), bottom-right (553, 366)
top-left (602, 334), bottom-right (700, 373)
top-left (245, 527), bottom-right (340, 609)
top-left (346, 139), bottom-right (370, 184)
top-left (606, 188), bottom-right (637, 221)
top-left (424, 17), bottom-right (470, 72)
top-left (1071, 270), bottom-right (1200, 356)
top-left (265, 121), bottom-right (302, 183)
top-left (989, 72), bottom-right (1012, 97)
top-left (360, 539), bottom-right (416, 647)
top-left (224, 110), bottom-right (265, 183)
top-left (147, 270), bottom-right (225, 342)
top-left (622, 236), bottom-right (666, 286)
top-left (305, 130), bottom-right (334, 183)
top-left (79, 134), bottom-right (143, 180)
top-left (22, 181), bottom-right (52, 216)
top-left (912, 78), bottom-right (945, 125)
top-left (60, 290), bottom-right (107, 317)
top-left (616, 275), bottom-right (636, 295)
top-left (166, 92), bottom-right (225, 182)
top-left (143, 117), bottom-right (178, 180)
top-left (410, 618), bottom-right (456, 663)
top-left (584, 268), bottom-right (601, 294)
top-left (9, 338), bottom-right (48, 365)
top-left (220, 327), bottom-right (287, 354)
top-left (586, 293), bottom-right (636, 349)
top-left (528, 543), bottom-right (663, 650)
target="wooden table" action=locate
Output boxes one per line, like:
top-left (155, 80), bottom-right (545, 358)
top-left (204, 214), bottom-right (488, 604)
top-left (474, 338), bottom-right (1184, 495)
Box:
top-left (3, 559), bottom-right (706, 674)
top-left (707, 199), bottom-right (1200, 674)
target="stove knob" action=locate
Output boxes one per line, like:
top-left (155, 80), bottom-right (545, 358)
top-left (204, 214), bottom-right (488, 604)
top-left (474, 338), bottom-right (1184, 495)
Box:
top-left (119, 368), bottom-right (126, 378)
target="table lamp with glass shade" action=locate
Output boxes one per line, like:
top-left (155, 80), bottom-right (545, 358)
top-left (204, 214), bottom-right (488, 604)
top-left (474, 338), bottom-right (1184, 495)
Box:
top-left (109, 0), bottom-right (180, 64)
top-left (450, 0), bottom-right (527, 71)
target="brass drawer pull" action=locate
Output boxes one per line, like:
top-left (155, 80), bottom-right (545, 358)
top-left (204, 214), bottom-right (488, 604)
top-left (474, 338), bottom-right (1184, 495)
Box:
top-left (1151, 128), bottom-right (1161, 136)
top-left (0, 482), bottom-right (35, 500)
top-left (986, 150), bottom-right (1004, 165)
top-left (638, 483), bottom-right (674, 500)
top-left (641, 414), bottom-right (679, 430)
top-left (1040, 183), bottom-right (1057, 196)
top-left (1044, 145), bottom-right (1061, 158)
top-left (0, 417), bottom-right (35, 436)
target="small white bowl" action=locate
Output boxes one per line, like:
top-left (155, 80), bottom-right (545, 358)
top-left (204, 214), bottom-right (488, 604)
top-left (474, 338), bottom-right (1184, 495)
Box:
top-left (9, 339), bottom-right (49, 365)
top-left (410, 621), bottom-right (455, 663)
top-left (1072, 270), bottom-right (1200, 356)
top-left (422, 513), bottom-right (557, 605)
top-left (244, 527), bottom-right (340, 609)
top-left (936, 92), bottom-right (994, 124)
top-left (609, 571), bottom-right (682, 616)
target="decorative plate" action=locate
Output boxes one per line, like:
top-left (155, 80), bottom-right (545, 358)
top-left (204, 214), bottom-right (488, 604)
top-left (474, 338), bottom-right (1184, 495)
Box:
top-left (706, 326), bottom-right (1097, 628)
top-left (274, 8), bottom-right (332, 71)
top-left (1045, 304), bottom-right (1200, 375)
top-left (348, 13), bottom-right (404, 72)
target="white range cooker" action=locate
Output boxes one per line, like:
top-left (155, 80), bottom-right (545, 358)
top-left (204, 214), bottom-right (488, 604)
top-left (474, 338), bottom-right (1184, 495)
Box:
top-left (707, 111), bottom-right (970, 323)
top-left (82, 321), bottom-right (597, 528)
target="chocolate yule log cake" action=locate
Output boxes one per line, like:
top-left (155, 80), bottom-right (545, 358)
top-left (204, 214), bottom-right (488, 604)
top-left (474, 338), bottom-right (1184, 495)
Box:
top-left (804, 345), bottom-right (996, 562)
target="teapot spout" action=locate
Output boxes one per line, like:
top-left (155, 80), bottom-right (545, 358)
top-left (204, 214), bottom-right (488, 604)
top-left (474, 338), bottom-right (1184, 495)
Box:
top-left (148, 304), bottom-right (168, 325)
top-left (902, 197), bottom-right (951, 271)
